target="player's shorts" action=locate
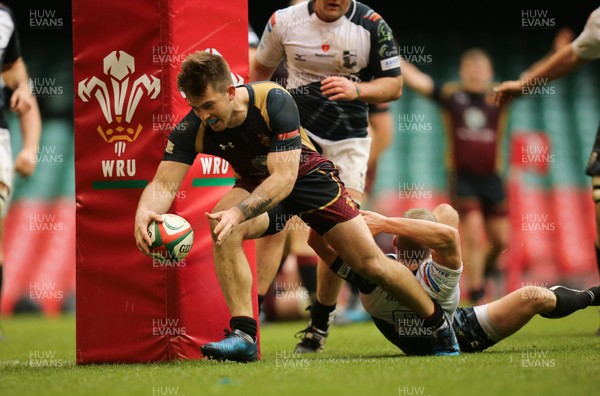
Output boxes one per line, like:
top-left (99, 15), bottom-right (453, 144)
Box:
top-left (304, 129), bottom-right (371, 196)
top-left (0, 128), bottom-right (13, 216)
top-left (585, 122), bottom-right (600, 177)
top-left (450, 172), bottom-right (507, 217)
top-left (235, 161), bottom-right (360, 236)
top-left (452, 305), bottom-right (498, 353)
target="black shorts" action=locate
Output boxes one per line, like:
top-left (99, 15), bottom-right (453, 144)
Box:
top-left (451, 172), bottom-right (507, 217)
top-left (452, 307), bottom-right (497, 353)
top-left (262, 162), bottom-right (360, 236)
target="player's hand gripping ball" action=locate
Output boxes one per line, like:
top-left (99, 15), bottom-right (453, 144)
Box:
top-left (148, 214), bottom-right (194, 264)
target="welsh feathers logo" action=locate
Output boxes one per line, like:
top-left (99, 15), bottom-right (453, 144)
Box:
top-left (77, 50), bottom-right (161, 156)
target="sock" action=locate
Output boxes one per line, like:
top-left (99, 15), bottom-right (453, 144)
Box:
top-left (230, 316), bottom-right (257, 340)
top-left (469, 288), bottom-right (486, 304)
top-left (257, 294), bottom-right (265, 309)
top-left (422, 300), bottom-right (446, 330)
top-left (541, 286), bottom-right (595, 319)
top-left (297, 255), bottom-right (317, 304)
top-left (310, 301), bottom-right (336, 332)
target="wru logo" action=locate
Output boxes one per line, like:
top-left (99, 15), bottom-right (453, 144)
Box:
top-left (78, 50), bottom-right (161, 156)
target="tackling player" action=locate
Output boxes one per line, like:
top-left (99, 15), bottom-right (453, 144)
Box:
top-left (318, 205), bottom-right (599, 354)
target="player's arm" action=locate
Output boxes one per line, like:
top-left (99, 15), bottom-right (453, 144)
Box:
top-left (361, 209), bottom-right (461, 270)
top-left (13, 95), bottom-right (41, 177)
top-left (401, 61), bottom-right (435, 97)
top-left (494, 44), bottom-right (587, 107)
top-left (250, 58), bottom-right (277, 82)
top-left (3, 57), bottom-right (35, 114)
top-left (134, 160), bottom-right (190, 255)
top-left (493, 12), bottom-right (600, 108)
top-left (250, 11), bottom-right (284, 83)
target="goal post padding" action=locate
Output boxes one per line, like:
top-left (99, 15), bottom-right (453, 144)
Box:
top-left (73, 0), bottom-right (256, 363)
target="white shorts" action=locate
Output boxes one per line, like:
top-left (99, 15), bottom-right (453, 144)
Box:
top-left (473, 304), bottom-right (503, 342)
top-left (304, 130), bottom-right (371, 197)
top-left (0, 128), bottom-right (13, 216)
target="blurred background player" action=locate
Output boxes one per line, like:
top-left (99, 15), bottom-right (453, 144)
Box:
top-left (251, 0), bottom-right (402, 352)
top-left (0, 3), bottom-right (42, 335)
top-left (494, 5), bottom-right (600, 334)
top-left (401, 49), bottom-right (509, 304)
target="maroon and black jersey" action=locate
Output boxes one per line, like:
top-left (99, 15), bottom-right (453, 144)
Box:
top-left (164, 82), bottom-right (329, 181)
top-left (433, 82), bottom-right (509, 176)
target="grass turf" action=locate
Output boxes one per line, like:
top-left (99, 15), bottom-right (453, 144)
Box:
top-left (1, 309), bottom-right (599, 396)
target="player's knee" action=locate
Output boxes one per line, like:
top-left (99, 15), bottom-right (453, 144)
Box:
top-left (521, 286), bottom-right (554, 312)
top-left (348, 254), bottom-right (386, 283)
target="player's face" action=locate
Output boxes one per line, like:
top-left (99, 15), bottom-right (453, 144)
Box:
top-left (186, 84), bottom-right (234, 132)
top-left (313, 0), bottom-right (351, 22)
top-left (460, 57), bottom-right (493, 93)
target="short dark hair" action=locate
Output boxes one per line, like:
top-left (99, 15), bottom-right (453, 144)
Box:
top-left (177, 51), bottom-right (233, 98)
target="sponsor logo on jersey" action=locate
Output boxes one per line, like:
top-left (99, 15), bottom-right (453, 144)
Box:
top-left (343, 50), bottom-right (357, 68)
top-left (378, 44), bottom-right (398, 59)
top-left (380, 56), bottom-right (400, 71)
top-left (363, 11), bottom-right (382, 23)
top-left (278, 130), bottom-right (300, 140)
top-left (294, 53), bottom-right (307, 62)
top-left (376, 23), bottom-right (393, 43)
top-left (267, 12), bottom-right (276, 32)
top-left (321, 44), bottom-right (330, 53)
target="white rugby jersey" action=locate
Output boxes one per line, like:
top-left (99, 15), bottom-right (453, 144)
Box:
top-left (572, 6), bottom-right (600, 60)
top-left (255, 0), bottom-right (401, 141)
top-left (360, 254), bottom-right (462, 334)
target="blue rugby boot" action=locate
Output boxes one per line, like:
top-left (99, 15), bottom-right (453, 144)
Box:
top-left (431, 316), bottom-right (460, 356)
top-left (201, 329), bottom-right (258, 362)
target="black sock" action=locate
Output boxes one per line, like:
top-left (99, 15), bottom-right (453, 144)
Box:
top-left (469, 288), bottom-right (485, 304)
top-left (310, 301), bottom-right (336, 332)
top-left (541, 286), bottom-right (595, 319)
top-left (297, 255), bottom-right (317, 303)
top-left (257, 294), bottom-right (265, 309)
top-left (422, 300), bottom-right (446, 330)
top-left (230, 316), bottom-right (257, 340)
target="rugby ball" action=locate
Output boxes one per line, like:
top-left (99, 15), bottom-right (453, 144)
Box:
top-left (148, 214), bottom-right (194, 264)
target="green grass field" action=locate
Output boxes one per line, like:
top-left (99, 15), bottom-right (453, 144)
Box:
top-left (1, 310), bottom-right (599, 396)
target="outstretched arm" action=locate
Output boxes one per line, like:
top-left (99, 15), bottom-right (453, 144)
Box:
top-left (400, 61), bottom-right (435, 97)
top-left (493, 22), bottom-right (592, 107)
